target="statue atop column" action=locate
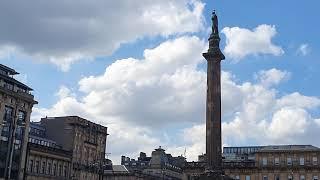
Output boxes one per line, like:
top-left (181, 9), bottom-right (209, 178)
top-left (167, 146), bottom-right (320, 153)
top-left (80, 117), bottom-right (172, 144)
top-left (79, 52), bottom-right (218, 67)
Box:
top-left (201, 10), bottom-right (230, 180)
top-left (206, 11), bottom-right (225, 60)
top-left (212, 11), bottom-right (219, 35)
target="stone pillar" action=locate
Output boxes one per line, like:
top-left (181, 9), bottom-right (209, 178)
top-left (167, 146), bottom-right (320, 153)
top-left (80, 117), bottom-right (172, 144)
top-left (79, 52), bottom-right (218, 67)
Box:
top-left (18, 107), bottom-right (33, 180)
top-left (204, 54), bottom-right (223, 171)
top-left (202, 11), bottom-right (225, 178)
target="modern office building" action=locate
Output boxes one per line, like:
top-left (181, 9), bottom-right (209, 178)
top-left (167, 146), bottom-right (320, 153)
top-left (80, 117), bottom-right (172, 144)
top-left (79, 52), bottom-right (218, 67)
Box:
top-left (0, 64), bottom-right (37, 179)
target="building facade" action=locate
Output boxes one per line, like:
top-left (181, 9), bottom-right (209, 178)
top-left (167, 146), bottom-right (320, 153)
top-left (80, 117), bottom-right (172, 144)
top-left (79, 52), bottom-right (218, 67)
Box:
top-left (121, 146), bottom-right (186, 180)
top-left (39, 116), bottom-right (109, 180)
top-left (25, 122), bottom-right (72, 180)
top-left (183, 145), bottom-right (320, 180)
top-left (0, 64), bottom-right (37, 179)
top-left (225, 145), bottom-right (320, 180)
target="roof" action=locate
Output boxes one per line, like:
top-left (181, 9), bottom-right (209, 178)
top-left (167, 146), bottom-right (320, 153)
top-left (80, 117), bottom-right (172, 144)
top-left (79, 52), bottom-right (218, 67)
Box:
top-left (0, 64), bottom-right (19, 75)
top-left (224, 146), bottom-right (265, 149)
top-left (0, 73), bottom-right (33, 90)
top-left (112, 165), bottom-right (129, 173)
top-left (30, 122), bottom-right (45, 130)
top-left (41, 116), bottom-right (108, 134)
top-left (258, 145), bottom-right (320, 152)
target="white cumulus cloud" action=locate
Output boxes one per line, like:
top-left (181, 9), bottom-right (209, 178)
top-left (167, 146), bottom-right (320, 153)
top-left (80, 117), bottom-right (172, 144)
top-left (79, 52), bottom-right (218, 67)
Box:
top-left (0, 0), bottom-right (204, 71)
top-left (222, 24), bottom-right (284, 60)
top-left (256, 68), bottom-right (291, 88)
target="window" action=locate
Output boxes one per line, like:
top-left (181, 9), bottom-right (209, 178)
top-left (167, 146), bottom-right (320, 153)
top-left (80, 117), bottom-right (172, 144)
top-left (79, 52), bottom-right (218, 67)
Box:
top-left (246, 175), bottom-right (250, 180)
top-left (41, 161), bottom-right (46, 174)
top-left (275, 175), bottom-right (280, 180)
top-left (1, 125), bottom-right (9, 137)
top-left (313, 157), bottom-right (318, 165)
top-left (15, 127), bottom-right (24, 140)
top-left (288, 175), bottom-right (293, 180)
top-left (287, 157), bottom-right (292, 166)
top-left (59, 164), bottom-right (62, 176)
top-left (263, 175), bottom-right (268, 180)
top-left (314, 176), bottom-right (319, 180)
top-left (300, 175), bottom-right (305, 180)
top-left (4, 82), bottom-right (13, 91)
top-left (263, 157), bottom-right (267, 166)
top-left (275, 157), bottom-right (280, 165)
top-left (18, 111), bottom-right (26, 122)
top-left (64, 165), bottom-right (67, 177)
top-left (53, 164), bottom-right (57, 176)
top-left (4, 106), bottom-right (13, 122)
top-left (29, 160), bottom-right (34, 173)
top-left (0, 69), bottom-right (7, 75)
top-left (35, 161), bottom-right (40, 173)
top-left (300, 157), bottom-right (304, 165)
top-left (47, 162), bottom-right (52, 175)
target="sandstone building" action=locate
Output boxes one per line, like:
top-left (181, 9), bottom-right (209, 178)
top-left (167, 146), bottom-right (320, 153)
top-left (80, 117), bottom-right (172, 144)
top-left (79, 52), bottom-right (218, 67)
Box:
top-left (183, 145), bottom-right (320, 180)
top-left (25, 116), bottom-right (109, 180)
top-left (0, 64), bottom-right (37, 179)
top-left (120, 146), bottom-right (186, 179)
top-left (25, 122), bottom-right (72, 180)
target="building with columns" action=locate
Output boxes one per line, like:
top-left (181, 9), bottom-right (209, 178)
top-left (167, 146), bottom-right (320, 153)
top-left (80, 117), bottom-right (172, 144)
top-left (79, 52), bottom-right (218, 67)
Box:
top-left (0, 64), bottom-right (37, 179)
top-left (183, 145), bottom-right (320, 180)
top-left (224, 145), bottom-right (320, 180)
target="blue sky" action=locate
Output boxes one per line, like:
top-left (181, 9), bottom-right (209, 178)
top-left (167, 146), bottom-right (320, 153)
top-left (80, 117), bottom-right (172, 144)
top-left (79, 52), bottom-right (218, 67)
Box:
top-left (1, 0), bottom-right (320, 163)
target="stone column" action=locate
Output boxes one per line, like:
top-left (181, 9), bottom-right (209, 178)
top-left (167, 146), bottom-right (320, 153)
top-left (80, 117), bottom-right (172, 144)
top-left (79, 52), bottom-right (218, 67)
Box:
top-left (202, 11), bottom-right (225, 178)
top-left (204, 53), bottom-right (223, 171)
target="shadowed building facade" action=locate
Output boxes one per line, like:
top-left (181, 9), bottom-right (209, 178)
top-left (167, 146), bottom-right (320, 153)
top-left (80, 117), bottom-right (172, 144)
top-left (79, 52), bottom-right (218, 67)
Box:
top-left (25, 122), bottom-right (72, 180)
top-left (40, 116), bottom-right (109, 180)
top-left (24, 116), bottom-right (109, 180)
top-left (0, 64), bottom-right (37, 180)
